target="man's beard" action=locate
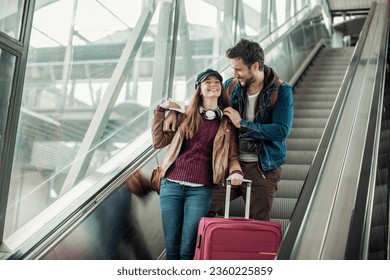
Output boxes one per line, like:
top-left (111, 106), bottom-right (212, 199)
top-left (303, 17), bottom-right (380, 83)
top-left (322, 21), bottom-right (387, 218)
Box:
top-left (238, 73), bottom-right (255, 92)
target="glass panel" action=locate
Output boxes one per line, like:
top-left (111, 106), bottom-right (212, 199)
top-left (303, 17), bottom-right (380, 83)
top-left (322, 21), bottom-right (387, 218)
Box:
top-left (171, 0), bottom-right (239, 102)
top-left (286, 0), bottom-right (294, 19)
top-left (296, 0), bottom-right (307, 11)
top-left (241, 0), bottom-right (270, 41)
top-left (0, 0), bottom-right (24, 39)
top-left (0, 48), bottom-right (16, 163)
top-left (271, 0), bottom-right (288, 31)
top-left (4, 0), bottom-right (163, 238)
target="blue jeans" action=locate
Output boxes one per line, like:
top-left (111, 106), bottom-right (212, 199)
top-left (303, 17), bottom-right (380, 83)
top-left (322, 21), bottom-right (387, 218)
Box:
top-left (159, 178), bottom-right (212, 260)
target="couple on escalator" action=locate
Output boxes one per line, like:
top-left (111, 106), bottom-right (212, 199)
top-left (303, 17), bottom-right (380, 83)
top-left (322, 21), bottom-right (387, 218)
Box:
top-left (151, 38), bottom-right (294, 260)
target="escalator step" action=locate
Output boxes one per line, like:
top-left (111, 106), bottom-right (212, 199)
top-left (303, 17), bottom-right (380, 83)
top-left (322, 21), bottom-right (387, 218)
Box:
top-left (271, 198), bottom-right (297, 219)
top-left (294, 108), bottom-right (332, 118)
top-left (286, 138), bottom-right (320, 151)
top-left (303, 69), bottom-right (348, 76)
top-left (302, 72), bottom-right (346, 80)
top-left (368, 251), bottom-right (386, 260)
top-left (369, 225), bottom-right (387, 253)
top-left (288, 127), bottom-right (324, 138)
top-left (294, 87), bottom-right (340, 95)
top-left (292, 117), bottom-right (327, 128)
top-left (376, 168), bottom-right (388, 185)
top-left (377, 154), bottom-right (389, 168)
top-left (276, 180), bottom-right (304, 198)
top-left (370, 202), bottom-right (388, 227)
top-left (271, 218), bottom-right (290, 235)
top-left (285, 150), bottom-right (316, 165)
top-left (279, 164), bottom-right (310, 180)
top-left (293, 93), bottom-right (337, 101)
top-left (298, 81), bottom-right (345, 87)
top-left (294, 101), bottom-right (334, 109)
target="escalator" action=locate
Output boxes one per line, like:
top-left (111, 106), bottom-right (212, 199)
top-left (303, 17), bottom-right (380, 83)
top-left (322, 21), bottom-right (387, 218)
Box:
top-left (272, 47), bottom-right (355, 232)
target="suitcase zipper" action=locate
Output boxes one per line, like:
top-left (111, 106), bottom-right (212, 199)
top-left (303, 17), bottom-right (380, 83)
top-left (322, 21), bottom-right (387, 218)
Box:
top-left (259, 252), bottom-right (277, 256)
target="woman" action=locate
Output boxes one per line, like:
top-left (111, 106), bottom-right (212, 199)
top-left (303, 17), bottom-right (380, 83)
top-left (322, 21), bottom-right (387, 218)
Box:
top-left (152, 69), bottom-right (244, 260)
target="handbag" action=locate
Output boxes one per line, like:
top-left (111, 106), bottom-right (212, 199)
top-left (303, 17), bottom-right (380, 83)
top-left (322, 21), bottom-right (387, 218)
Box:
top-left (125, 168), bottom-right (151, 197)
top-left (150, 165), bottom-right (163, 194)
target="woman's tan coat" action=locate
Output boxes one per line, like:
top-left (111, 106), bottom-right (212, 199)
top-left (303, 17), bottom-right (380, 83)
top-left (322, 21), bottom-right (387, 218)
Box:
top-left (152, 111), bottom-right (242, 185)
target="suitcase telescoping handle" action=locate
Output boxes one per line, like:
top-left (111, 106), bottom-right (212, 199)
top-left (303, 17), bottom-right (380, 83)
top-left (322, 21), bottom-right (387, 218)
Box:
top-left (224, 178), bottom-right (252, 219)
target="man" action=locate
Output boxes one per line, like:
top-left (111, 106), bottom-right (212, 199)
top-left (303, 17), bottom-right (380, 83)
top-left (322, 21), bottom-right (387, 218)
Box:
top-left (209, 38), bottom-right (293, 221)
top-left (163, 39), bottom-right (293, 221)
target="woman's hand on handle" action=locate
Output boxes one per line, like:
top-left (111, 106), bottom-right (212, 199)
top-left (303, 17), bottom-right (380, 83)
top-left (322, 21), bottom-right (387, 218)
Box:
top-left (228, 173), bottom-right (243, 186)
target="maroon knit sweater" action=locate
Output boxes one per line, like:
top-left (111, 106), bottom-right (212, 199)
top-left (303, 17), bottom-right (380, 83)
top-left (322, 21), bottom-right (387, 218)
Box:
top-left (165, 118), bottom-right (220, 185)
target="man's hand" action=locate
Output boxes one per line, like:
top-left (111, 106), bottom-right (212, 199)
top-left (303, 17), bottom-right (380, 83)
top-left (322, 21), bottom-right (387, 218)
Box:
top-left (163, 110), bottom-right (178, 132)
top-left (223, 107), bottom-right (242, 128)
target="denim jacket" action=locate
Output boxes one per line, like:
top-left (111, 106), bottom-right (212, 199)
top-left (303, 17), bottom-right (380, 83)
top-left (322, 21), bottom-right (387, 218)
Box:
top-left (225, 65), bottom-right (294, 171)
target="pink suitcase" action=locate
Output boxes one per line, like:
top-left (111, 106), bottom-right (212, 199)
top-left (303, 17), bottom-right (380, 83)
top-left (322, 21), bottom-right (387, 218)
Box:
top-left (194, 179), bottom-right (282, 260)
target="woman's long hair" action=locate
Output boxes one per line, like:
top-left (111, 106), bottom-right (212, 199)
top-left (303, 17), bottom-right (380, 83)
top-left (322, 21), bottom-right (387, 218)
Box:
top-left (184, 81), bottom-right (230, 139)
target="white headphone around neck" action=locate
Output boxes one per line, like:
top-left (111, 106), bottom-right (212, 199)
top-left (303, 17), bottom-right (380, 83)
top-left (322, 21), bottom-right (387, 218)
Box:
top-left (199, 106), bottom-right (223, 120)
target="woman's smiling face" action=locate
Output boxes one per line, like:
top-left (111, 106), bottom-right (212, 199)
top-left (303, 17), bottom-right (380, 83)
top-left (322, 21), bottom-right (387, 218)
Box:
top-left (200, 75), bottom-right (221, 98)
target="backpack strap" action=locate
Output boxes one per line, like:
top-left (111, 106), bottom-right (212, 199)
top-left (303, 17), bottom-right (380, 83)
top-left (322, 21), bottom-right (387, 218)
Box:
top-left (226, 78), bottom-right (238, 97)
top-left (270, 79), bottom-right (282, 107)
top-left (226, 77), bottom-right (282, 107)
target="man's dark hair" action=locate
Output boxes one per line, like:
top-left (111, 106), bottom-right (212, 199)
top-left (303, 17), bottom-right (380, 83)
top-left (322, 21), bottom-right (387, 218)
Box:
top-left (226, 38), bottom-right (265, 70)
